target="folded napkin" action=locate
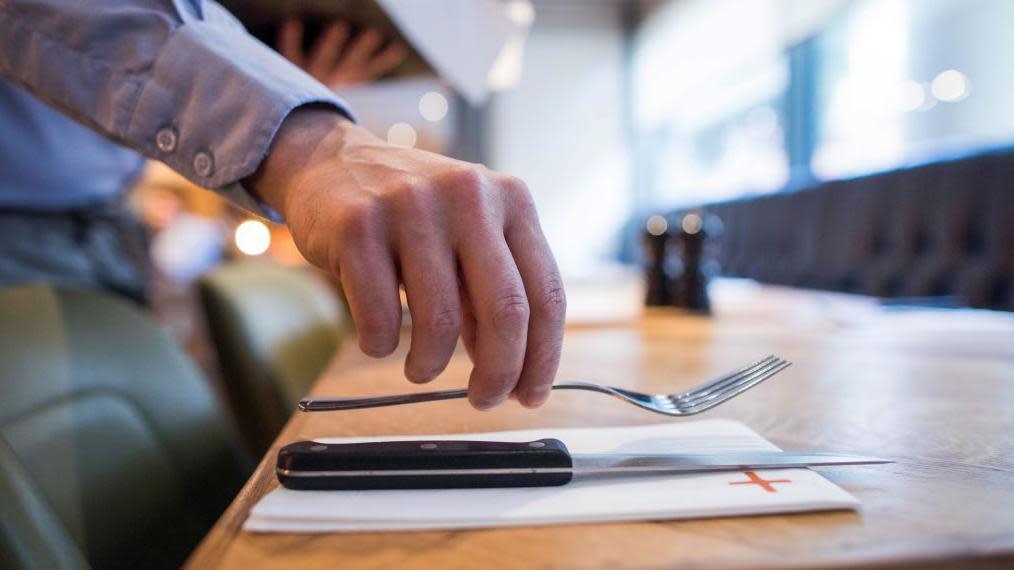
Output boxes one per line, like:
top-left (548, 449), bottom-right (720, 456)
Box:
top-left (245, 419), bottom-right (858, 533)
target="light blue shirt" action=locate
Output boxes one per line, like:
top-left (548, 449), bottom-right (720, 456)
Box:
top-left (0, 0), bottom-right (351, 217)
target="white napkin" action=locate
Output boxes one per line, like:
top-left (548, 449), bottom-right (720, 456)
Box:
top-left (245, 419), bottom-right (858, 532)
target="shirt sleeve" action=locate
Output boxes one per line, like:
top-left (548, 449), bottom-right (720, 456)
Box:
top-left (0, 0), bottom-right (353, 219)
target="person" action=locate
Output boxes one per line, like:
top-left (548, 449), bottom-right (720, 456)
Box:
top-left (0, 0), bottom-right (565, 411)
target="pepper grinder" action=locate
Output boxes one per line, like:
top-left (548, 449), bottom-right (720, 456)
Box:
top-left (671, 211), bottom-right (711, 314)
top-left (643, 214), bottom-right (671, 306)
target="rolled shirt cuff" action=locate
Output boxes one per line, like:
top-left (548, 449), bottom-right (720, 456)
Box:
top-left (126, 19), bottom-right (353, 219)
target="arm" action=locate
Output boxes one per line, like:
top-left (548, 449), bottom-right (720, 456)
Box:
top-left (0, 0), bottom-right (348, 216)
top-left (249, 109), bottom-right (566, 410)
top-left (0, 0), bottom-right (566, 409)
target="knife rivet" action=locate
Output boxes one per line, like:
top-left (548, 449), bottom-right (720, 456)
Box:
top-left (420, 443), bottom-right (438, 450)
top-left (529, 441), bottom-right (546, 448)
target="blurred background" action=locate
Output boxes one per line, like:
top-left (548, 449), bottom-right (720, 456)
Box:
top-left (4, 5), bottom-right (1012, 566)
top-left (129, 0), bottom-right (1013, 371)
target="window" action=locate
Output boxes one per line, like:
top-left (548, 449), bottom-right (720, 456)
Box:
top-left (632, 0), bottom-right (1014, 211)
top-left (633, 0), bottom-right (790, 209)
top-left (813, 0), bottom-right (1014, 179)
top-left (649, 66), bottom-right (789, 207)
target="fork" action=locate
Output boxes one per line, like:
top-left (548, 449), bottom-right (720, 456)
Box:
top-left (298, 355), bottom-right (790, 416)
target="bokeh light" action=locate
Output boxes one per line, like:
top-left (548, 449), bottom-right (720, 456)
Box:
top-left (681, 213), bottom-right (703, 234)
top-left (419, 91), bottom-right (449, 122)
top-left (386, 122), bottom-right (418, 147)
top-left (646, 214), bottom-right (668, 236)
top-left (931, 69), bottom-right (970, 103)
top-left (235, 219), bottom-right (270, 256)
top-left (897, 79), bottom-right (926, 112)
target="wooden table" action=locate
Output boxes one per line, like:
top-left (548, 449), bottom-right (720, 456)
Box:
top-left (187, 281), bottom-right (1014, 569)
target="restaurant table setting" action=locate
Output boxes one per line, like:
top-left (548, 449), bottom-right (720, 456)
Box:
top-left (187, 279), bottom-right (1014, 569)
top-left (243, 351), bottom-right (891, 533)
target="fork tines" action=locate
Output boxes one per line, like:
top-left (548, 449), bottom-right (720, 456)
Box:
top-left (666, 355), bottom-right (790, 414)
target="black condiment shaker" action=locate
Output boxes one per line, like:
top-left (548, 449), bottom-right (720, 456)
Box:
top-left (671, 212), bottom-right (711, 314)
top-left (643, 214), bottom-right (671, 306)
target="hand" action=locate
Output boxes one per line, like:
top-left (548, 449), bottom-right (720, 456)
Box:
top-left (250, 109), bottom-right (566, 410)
top-left (277, 20), bottom-right (408, 89)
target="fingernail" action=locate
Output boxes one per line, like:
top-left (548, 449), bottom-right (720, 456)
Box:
top-left (405, 364), bottom-right (441, 384)
top-left (359, 333), bottom-right (398, 357)
top-left (522, 387), bottom-right (551, 408)
top-left (406, 371), bottom-right (432, 384)
top-left (471, 393), bottom-right (506, 411)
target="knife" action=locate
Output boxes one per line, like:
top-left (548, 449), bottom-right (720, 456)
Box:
top-left (276, 438), bottom-right (891, 490)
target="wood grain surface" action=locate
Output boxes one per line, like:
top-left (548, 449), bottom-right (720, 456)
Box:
top-left (186, 284), bottom-right (1014, 569)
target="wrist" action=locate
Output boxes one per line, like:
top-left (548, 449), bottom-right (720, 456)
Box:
top-left (247, 106), bottom-right (351, 216)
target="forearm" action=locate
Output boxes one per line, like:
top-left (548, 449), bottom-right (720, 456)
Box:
top-left (0, 0), bottom-right (351, 216)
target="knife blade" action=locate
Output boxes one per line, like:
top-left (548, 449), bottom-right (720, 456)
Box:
top-left (276, 438), bottom-right (892, 490)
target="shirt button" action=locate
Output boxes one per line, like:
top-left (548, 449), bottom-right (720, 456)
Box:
top-left (155, 127), bottom-right (177, 153)
top-left (193, 151), bottom-right (214, 178)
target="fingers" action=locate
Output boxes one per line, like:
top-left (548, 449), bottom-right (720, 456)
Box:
top-left (459, 274), bottom-right (478, 363)
top-left (502, 180), bottom-right (567, 408)
top-left (340, 251), bottom-right (402, 357)
top-left (361, 43), bottom-right (408, 79)
top-left (333, 205), bottom-right (402, 357)
top-left (333, 28), bottom-right (383, 82)
top-left (277, 19), bottom-right (305, 67)
top-left (457, 226), bottom-right (530, 410)
top-left (307, 22), bottom-right (350, 80)
top-left (398, 228), bottom-right (462, 383)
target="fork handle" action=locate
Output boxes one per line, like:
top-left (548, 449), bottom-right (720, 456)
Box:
top-left (298, 382), bottom-right (612, 412)
top-left (299, 390), bottom-right (470, 412)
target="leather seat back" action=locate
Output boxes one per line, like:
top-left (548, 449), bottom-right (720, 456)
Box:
top-left (199, 261), bottom-right (350, 456)
top-left (0, 286), bottom-right (247, 570)
top-left (697, 147), bottom-right (1014, 311)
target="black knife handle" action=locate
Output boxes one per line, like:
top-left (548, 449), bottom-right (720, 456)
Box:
top-left (276, 439), bottom-right (574, 490)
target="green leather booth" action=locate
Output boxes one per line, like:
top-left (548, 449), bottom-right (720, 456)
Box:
top-left (0, 286), bottom-right (249, 570)
top-left (199, 261), bottom-right (350, 457)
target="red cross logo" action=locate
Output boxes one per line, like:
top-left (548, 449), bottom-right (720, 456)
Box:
top-left (728, 471), bottom-right (792, 493)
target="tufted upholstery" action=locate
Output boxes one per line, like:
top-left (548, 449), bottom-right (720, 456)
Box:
top-left (0, 286), bottom-right (248, 569)
top-left (692, 148), bottom-right (1014, 311)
